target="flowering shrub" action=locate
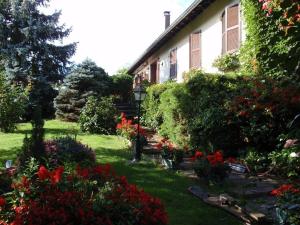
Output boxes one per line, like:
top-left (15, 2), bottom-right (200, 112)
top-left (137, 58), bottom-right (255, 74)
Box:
top-left (0, 164), bottom-right (168, 225)
top-left (116, 113), bottom-right (147, 146)
top-left (259, 0), bottom-right (300, 33)
top-left (212, 52), bottom-right (240, 73)
top-left (193, 150), bottom-right (231, 183)
top-left (44, 136), bottom-right (96, 167)
top-left (228, 78), bottom-right (300, 152)
top-left (271, 184), bottom-right (300, 225)
top-left (268, 146), bottom-right (300, 179)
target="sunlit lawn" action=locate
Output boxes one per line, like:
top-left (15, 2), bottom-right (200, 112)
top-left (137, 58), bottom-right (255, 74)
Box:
top-left (0, 120), bottom-right (242, 225)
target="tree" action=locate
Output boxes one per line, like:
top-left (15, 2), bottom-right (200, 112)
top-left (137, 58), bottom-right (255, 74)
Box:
top-left (0, 0), bottom-right (76, 118)
top-left (54, 60), bottom-right (112, 121)
top-left (111, 68), bottom-right (133, 103)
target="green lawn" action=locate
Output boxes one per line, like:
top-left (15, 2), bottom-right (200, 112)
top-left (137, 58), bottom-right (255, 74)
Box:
top-left (0, 120), bottom-right (242, 225)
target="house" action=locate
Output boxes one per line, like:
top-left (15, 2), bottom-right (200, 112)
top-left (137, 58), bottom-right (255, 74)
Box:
top-left (128, 0), bottom-right (245, 84)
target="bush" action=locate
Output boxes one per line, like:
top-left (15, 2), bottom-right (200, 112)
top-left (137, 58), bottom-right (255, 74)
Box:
top-left (227, 77), bottom-right (300, 152)
top-left (44, 136), bottom-right (96, 167)
top-left (269, 146), bottom-right (300, 179)
top-left (212, 52), bottom-right (240, 73)
top-left (0, 73), bottom-right (27, 132)
top-left (54, 60), bottom-right (113, 121)
top-left (142, 82), bottom-right (177, 130)
top-left (111, 73), bottom-right (133, 102)
top-left (79, 96), bottom-right (117, 134)
top-left (185, 72), bottom-right (243, 153)
top-left (158, 84), bottom-right (190, 147)
top-left (193, 150), bottom-right (231, 184)
top-left (0, 163), bottom-right (168, 225)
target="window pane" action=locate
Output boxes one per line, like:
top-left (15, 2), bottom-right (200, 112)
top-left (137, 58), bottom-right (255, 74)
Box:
top-left (227, 4), bottom-right (239, 28)
top-left (227, 27), bottom-right (239, 51)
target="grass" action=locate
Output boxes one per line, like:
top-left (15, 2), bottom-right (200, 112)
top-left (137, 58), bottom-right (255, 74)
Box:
top-left (0, 120), bottom-right (242, 225)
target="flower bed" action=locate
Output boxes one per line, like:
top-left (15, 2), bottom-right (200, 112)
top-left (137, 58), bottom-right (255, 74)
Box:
top-left (0, 163), bottom-right (168, 225)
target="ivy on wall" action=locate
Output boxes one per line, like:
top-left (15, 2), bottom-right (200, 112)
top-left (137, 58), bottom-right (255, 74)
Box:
top-left (240, 0), bottom-right (299, 78)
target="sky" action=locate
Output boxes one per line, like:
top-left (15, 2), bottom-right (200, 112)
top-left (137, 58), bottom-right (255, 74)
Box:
top-left (47, 0), bottom-right (195, 75)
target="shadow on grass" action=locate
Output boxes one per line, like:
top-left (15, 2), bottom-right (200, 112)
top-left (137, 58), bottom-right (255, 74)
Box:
top-left (13, 128), bottom-right (75, 136)
top-left (0, 147), bottom-right (20, 165)
top-left (93, 147), bottom-right (242, 225)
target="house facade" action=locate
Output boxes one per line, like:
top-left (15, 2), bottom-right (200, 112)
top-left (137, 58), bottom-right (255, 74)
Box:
top-left (128, 0), bottom-right (245, 84)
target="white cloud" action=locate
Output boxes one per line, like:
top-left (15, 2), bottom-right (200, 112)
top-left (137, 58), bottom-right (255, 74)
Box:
top-left (47, 0), bottom-right (194, 74)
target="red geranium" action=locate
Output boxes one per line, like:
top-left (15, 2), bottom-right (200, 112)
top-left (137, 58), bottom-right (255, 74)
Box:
top-left (0, 197), bottom-right (5, 207)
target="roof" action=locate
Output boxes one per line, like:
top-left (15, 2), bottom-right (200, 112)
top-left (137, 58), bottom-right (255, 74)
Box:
top-left (128, 0), bottom-right (215, 74)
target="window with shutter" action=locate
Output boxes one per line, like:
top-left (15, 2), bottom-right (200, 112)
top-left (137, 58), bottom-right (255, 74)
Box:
top-left (221, 4), bottom-right (240, 54)
top-left (190, 31), bottom-right (201, 69)
top-left (170, 48), bottom-right (177, 79)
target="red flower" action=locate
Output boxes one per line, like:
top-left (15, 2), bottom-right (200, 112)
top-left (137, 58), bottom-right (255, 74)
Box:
top-left (0, 197), bottom-right (6, 207)
top-left (50, 166), bottom-right (64, 185)
top-left (271, 184), bottom-right (300, 196)
top-left (195, 151), bottom-right (203, 159)
top-left (37, 165), bottom-right (50, 180)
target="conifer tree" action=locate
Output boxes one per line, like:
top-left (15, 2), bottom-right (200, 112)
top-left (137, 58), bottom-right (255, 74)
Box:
top-left (54, 59), bottom-right (112, 121)
top-left (0, 0), bottom-right (76, 118)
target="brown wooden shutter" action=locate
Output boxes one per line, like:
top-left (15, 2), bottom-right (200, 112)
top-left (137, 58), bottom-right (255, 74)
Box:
top-left (221, 12), bottom-right (226, 54)
top-left (226, 4), bottom-right (239, 52)
top-left (170, 48), bottom-right (177, 79)
top-left (190, 32), bottom-right (201, 69)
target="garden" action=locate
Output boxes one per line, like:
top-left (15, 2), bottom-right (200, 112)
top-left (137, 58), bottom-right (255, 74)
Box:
top-left (0, 0), bottom-right (299, 225)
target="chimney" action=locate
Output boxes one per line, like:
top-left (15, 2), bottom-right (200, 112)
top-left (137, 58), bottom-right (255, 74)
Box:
top-left (164, 11), bottom-right (170, 29)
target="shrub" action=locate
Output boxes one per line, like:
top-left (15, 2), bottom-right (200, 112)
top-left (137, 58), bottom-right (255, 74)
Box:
top-left (54, 60), bottom-right (113, 121)
top-left (158, 83), bottom-right (190, 147)
top-left (0, 164), bottom-right (168, 225)
top-left (271, 184), bottom-right (300, 225)
top-left (79, 96), bottom-right (118, 134)
top-left (227, 77), bottom-right (300, 152)
top-left (0, 73), bottom-right (27, 132)
top-left (116, 113), bottom-right (148, 146)
top-left (268, 146), bottom-right (300, 179)
top-left (193, 150), bottom-right (231, 184)
top-left (142, 82), bottom-right (177, 130)
top-left (44, 136), bottom-right (96, 167)
top-left (186, 72), bottom-right (243, 153)
top-left (111, 72), bottom-right (133, 103)
top-left (212, 52), bottom-right (240, 73)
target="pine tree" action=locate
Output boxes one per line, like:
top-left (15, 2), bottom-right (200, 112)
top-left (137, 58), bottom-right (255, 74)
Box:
top-left (54, 59), bottom-right (113, 121)
top-left (0, 0), bottom-right (76, 118)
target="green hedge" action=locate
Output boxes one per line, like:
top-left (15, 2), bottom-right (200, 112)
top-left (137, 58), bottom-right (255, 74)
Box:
top-left (158, 84), bottom-right (190, 147)
top-left (142, 70), bottom-right (300, 156)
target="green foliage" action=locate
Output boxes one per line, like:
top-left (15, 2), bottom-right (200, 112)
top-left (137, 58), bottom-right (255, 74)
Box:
top-left (269, 146), bottom-right (300, 179)
top-left (0, 0), bottom-right (76, 83)
top-left (0, 72), bottom-right (27, 132)
top-left (244, 149), bottom-right (270, 173)
top-left (186, 71), bottom-right (242, 152)
top-left (79, 96), bottom-right (117, 134)
top-left (212, 52), bottom-right (240, 73)
top-left (240, 0), bottom-right (300, 78)
top-left (158, 84), bottom-right (190, 147)
top-left (17, 106), bottom-right (45, 169)
top-left (54, 60), bottom-right (112, 121)
top-left (111, 69), bottom-right (133, 102)
top-left (142, 82), bottom-right (177, 130)
top-left (45, 136), bottom-right (96, 167)
top-left (228, 77), bottom-right (300, 152)
top-left (0, 0), bottom-right (76, 120)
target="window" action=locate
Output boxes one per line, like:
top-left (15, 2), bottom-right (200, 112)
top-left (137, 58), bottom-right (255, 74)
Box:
top-left (170, 48), bottom-right (177, 79)
top-left (222, 4), bottom-right (240, 54)
top-left (190, 31), bottom-right (201, 69)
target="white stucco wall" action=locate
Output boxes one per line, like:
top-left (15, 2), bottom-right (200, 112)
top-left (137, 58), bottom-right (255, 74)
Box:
top-left (154, 0), bottom-right (241, 83)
